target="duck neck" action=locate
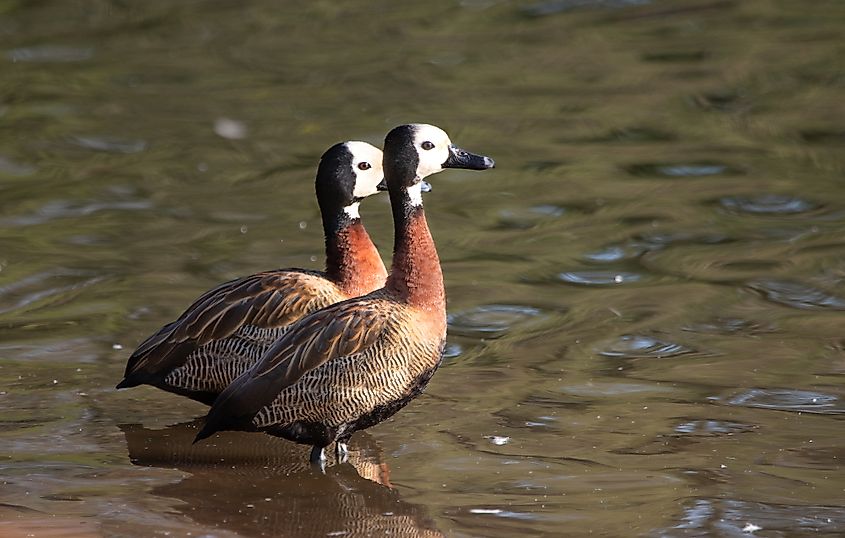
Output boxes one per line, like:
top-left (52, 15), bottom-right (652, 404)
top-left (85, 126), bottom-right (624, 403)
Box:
top-left (386, 190), bottom-right (445, 310)
top-left (323, 211), bottom-right (387, 297)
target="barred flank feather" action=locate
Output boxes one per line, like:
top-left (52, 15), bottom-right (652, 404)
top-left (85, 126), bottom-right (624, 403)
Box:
top-left (119, 271), bottom-right (350, 401)
top-left (118, 142), bottom-right (389, 408)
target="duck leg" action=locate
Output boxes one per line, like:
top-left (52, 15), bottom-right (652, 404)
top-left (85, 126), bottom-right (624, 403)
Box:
top-left (335, 441), bottom-right (349, 463)
top-left (309, 445), bottom-right (327, 472)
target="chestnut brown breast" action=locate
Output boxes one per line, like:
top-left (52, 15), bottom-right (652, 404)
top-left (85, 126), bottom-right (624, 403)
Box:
top-left (327, 220), bottom-right (388, 298)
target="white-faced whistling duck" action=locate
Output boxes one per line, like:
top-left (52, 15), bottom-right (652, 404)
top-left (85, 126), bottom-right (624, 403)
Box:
top-left (194, 124), bottom-right (494, 465)
top-left (117, 141), bottom-right (393, 405)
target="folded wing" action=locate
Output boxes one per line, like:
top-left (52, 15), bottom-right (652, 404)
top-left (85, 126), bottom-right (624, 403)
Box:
top-left (195, 295), bottom-right (392, 441)
top-left (120, 270), bottom-right (330, 386)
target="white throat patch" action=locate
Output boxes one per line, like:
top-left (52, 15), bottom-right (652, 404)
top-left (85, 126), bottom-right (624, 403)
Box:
top-left (343, 202), bottom-right (360, 219)
top-left (405, 183), bottom-right (423, 207)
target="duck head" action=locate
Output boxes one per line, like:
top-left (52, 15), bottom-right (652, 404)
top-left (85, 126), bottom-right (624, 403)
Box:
top-left (383, 123), bottom-right (495, 206)
top-left (316, 141), bottom-right (384, 221)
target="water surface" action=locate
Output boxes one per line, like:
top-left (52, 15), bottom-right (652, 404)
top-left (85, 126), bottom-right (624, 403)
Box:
top-left (1, 1), bottom-right (844, 536)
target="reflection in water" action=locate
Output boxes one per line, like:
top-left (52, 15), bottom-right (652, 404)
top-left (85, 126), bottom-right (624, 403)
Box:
top-left (682, 317), bottom-right (776, 335)
top-left (582, 242), bottom-right (653, 263)
top-left (598, 333), bottom-right (697, 358)
top-left (624, 161), bottom-right (741, 178)
top-left (448, 304), bottom-right (546, 339)
top-left (120, 422), bottom-right (444, 538)
top-left (720, 388), bottom-right (844, 415)
top-left (557, 270), bottom-right (644, 286)
top-left (0, 504), bottom-right (100, 538)
top-left (659, 498), bottom-right (845, 537)
top-left (672, 419), bottom-right (754, 436)
top-left (6, 45), bottom-right (94, 63)
top-left (718, 194), bottom-right (820, 216)
top-left (746, 279), bottom-right (845, 311)
top-left (70, 136), bottom-right (148, 154)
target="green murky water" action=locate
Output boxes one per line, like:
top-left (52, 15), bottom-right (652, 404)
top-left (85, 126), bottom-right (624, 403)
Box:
top-left (1, 1), bottom-right (844, 536)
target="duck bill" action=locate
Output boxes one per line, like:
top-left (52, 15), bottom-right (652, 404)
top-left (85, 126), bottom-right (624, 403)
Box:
top-left (443, 145), bottom-right (495, 170)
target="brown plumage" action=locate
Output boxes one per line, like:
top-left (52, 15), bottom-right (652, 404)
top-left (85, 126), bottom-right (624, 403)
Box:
top-left (195, 123), bottom-right (495, 463)
top-left (116, 141), bottom-right (388, 404)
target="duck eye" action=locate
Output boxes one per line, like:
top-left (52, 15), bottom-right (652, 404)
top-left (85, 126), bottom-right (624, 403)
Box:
top-left (357, 162), bottom-right (371, 171)
top-left (421, 141), bottom-right (435, 150)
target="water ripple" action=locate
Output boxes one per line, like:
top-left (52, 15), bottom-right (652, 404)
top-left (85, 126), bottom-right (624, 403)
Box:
top-left (0, 269), bottom-right (104, 317)
top-left (721, 388), bottom-right (844, 414)
top-left (663, 498), bottom-right (845, 536)
top-left (558, 270), bottom-right (643, 286)
top-left (690, 90), bottom-right (744, 112)
top-left (448, 304), bottom-right (546, 339)
top-left (642, 50), bottom-right (708, 63)
top-left (560, 381), bottom-right (675, 397)
top-left (7, 46), bottom-right (93, 63)
top-left (636, 231), bottom-right (732, 247)
top-left (766, 445), bottom-right (845, 471)
top-left (0, 155), bottom-right (36, 177)
top-left (673, 420), bottom-right (754, 436)
top-left (3, 199), bottom-right (153, 227)
top-left (467, 507), bottom-right (537, 520)
top-left (682, 317), bottom-right (776, 335)
top-left (641, 246), bottom-right (785, 283)
top-left (800, 128), bottom-right (845, 144)
top-left (496, 205), bottom-right (567, 229)
top-left (580, 126), bottom-right (675, 143)
top-left (581, 243), bottom-right (652, 263)
top-left (582, 230), bottom-right (730, 266)
top-left (523, 0), bottom-right (650, 17)
top-left (598, 334), bottom-right (696, 358)
top-left (746, 279), bottom-right (845, 311)
top-left (626, 162), bottom-right (741, 178)
top-left (71, 136), bottom-right (148, 154)
top-left (719, 194), bottom-right (820, 215)
top-left (443, 342), bottom-right (463, 359)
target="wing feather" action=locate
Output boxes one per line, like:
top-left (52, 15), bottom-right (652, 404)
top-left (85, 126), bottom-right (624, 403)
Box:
top-left (195, 296), bottom-right (392, 441)
top-left (122, 270), bottom-right (333, 381)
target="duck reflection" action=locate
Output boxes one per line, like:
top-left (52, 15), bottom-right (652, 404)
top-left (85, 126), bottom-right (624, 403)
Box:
top-left (120, 421), bottom-right (443, 538)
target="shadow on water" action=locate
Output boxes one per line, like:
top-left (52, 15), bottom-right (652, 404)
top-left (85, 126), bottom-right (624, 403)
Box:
top-left (119, 422), bottom-right (444, 538)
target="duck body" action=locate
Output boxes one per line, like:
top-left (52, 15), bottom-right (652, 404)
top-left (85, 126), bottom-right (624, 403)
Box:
top-left (117, 142), bottom-right (388, 404)
top-left (254, 289), bottom-right (446, 450)
top-left (250, 204), bottom-right (447, 449)
top-left (195, 124), bottom-right (494, 462)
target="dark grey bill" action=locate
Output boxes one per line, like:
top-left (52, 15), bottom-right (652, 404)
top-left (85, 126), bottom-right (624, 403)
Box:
top-left (376, 179), bottom-right (388, 191)
top-left (443, 145), bottom-right (495, 170)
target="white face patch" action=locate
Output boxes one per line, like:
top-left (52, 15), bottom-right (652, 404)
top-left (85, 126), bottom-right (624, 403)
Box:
top-left (410, 124), bottom-right (452, 180)
top-left (405, 182), bottom-right (423, 207)
top-left (344, 141), bottom-right (384, 199)
top-left (343, 201), bottom-right (360, 219)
